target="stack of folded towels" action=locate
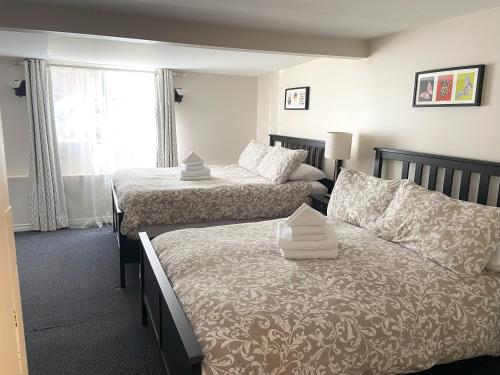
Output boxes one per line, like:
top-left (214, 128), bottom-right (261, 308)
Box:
top-left (178, 151), bottom-right (211, 181)
top-left (277, 203), bottom-right (338, 259)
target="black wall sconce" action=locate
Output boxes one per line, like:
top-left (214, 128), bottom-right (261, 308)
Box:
top-left (9, 80), bottom-right (26, 97)
top-left (174, 88), bottom-right (185, 103)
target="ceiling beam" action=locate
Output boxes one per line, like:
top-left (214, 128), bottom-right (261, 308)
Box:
top-left (0, 1), bottom-right (368, 58)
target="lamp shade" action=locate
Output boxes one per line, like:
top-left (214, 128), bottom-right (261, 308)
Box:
top-left (325, 132), bottom-right (352, 160)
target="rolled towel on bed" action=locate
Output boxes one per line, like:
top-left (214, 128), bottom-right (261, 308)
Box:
top-left (277, 222), bottom-right (338, 251)
top-left (285, 203), bottom-right (326, 227)
top-left (183, 164), bottom-right (205, 171)
top-left (182, 151), bottom-right (204, 165)
top-left (179, 167), bottom-right (211, 178)
top-left (178, 151), bottom-right (212, 181)
top-left (179, 174), bottom-right (212, 181)
top-left (289, 231), bottom-right (328, 241)
top-left (289, 225), bottom-right (328, 236)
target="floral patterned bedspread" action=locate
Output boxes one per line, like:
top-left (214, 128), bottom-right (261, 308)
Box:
top-left (113, 165), bottom-right (311, 237)
top-left (152, 219), bottom-right (500, 375)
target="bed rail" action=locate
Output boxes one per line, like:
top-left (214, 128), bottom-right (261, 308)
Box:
top-left (139, 232), bottom-right (203, 374)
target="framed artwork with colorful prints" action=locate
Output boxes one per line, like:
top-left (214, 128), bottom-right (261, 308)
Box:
top-left (413, 65), bottom-right (485, 107)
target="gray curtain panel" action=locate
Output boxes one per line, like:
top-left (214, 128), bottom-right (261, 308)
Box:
top-left (155, 69), bottom-right (178, 167)
top-left (25, 59), bottom-right (69, 231)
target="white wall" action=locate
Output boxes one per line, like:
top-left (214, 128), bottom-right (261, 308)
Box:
top-left (176, 72), bottom-right (257, 164)
top-left (0, 58), bottom-right (257, 229)
top-left (257, 7), bottom-right (500, 179)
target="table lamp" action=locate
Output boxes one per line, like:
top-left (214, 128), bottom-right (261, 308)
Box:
top-left (325, 132), bottom-right (352, 183)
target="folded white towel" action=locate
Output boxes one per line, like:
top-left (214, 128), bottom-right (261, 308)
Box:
top-left (182, 151), bottom-right (204, 164)
top-left (289, 225), bottom-right (327, 236)
top-left (285, 203), bottom-right (326, 227)
top-left (280, 248), bottom-right (338, 260)
top-left (277, 222), bottom-right (338, 251)
top-left (289, 231), bottom-right (327, 241)
top-left (179, 175), bottom-right (212, 181)
top-left (179, 166), bottom-right (211, 178)
top-left (182, 164), bottom-right (206, 172)
top-left (184, 161), bottom-right (204, 168)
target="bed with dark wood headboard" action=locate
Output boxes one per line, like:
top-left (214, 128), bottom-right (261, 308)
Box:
top-left (113, 134), bottom-right (328, 287)
top-left (138, 147), bottom-right (500, 375)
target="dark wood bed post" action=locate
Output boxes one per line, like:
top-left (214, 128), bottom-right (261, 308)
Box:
top-left (112, 185), bottom-right (140, 288)
top-left (373, 148), bottom-right (383, 178)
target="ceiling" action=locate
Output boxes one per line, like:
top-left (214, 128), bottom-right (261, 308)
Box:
top-left (17, 0), bottom-right (500, 39)
top-left (0, 30), bottom-right (316, 75)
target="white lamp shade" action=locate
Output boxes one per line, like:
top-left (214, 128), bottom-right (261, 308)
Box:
top-left (325, 132), bottom-right (352, 160)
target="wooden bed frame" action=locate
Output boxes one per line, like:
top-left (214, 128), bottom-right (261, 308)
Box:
top-left (113, 134), bottom-right (330, 287)
top-left (139, 146), bottom-right (500, 374)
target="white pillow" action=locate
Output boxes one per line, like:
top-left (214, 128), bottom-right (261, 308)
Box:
top-left (238, 140), bottom-right (271, 174)
top-left (288, 163), bottom-right (326, 181)
top-left (486, 243), bottom-right (500, 272)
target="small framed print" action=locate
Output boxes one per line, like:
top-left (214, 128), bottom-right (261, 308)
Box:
top-left (413, 65), bottom-right (485, 107)
top-left (284, 87), bottom-right (310, 110)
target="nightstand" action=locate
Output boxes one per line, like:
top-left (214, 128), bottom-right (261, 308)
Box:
top-left (310, 194), bottom-right (330, 215)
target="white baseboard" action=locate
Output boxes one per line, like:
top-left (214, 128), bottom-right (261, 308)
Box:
top-left (12, 216), bottom-right (113, 232)
top-left (13, 224), bottom-right (32, 232)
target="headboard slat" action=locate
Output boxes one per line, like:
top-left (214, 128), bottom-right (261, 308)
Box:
top-left (414, 163), bottom-right (423, 185)
top-left (443, 169), bottom-right (454, 197)
top-left (459, 170), bottom-right (471, 201)
top-left (477, 174), bottom-right (490, 205)
top-left (374, 148), bottom-right (500, 206)
top-left (270, 134), bottom-right (325, 170)
top-left (428, 166), bottom-right (438, 191)
top-left (401, 161), bottom-right (410, 179)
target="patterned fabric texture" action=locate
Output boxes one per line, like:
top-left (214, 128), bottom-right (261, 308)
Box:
top-left (238, 141), bottom-right (271, 174)
top-left (257, 147), bottom-right (308, 183)
top-left (373, 182), bottom-right (500, 278)
top-left (152, 219), bottom-right (500, 375)
top-left (327, 169), bottom-right (404, 231)
top-left (113, 165), bottom-right (311, 237)
top-left (25, 59), bottom-right (69, 231)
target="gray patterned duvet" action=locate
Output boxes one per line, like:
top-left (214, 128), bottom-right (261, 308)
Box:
top-left (151, 219), bottom-right (500, 375)
top-left (113, 165), bottom-right (311, 237)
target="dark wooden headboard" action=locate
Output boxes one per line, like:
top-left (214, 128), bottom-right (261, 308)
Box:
top-left (269, 134), bottom-right (325, 170)
top-left (374, 148), bottom-right (500, 207)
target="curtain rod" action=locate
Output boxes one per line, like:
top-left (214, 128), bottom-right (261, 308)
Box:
top-left (11, 59), bottom-right (187, 76)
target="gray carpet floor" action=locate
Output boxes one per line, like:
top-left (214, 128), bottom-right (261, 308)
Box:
top-left (15, 227), bottom-right (499, 375)
top-left (15, 227), bottom-right (167, 375)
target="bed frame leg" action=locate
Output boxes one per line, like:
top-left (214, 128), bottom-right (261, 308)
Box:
top-left (120, 259), bottom-right (126, 288)
top-left (141, 297), bottom-right (148, 325)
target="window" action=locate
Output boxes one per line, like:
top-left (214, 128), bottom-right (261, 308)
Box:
top-left (50, 66), bottom-right (156, 226)
top-left (51, 66), bottom-right (156, 176)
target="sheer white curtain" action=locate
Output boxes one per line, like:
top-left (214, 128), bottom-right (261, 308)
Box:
top-left (50, 66), bottom-right (156, 227)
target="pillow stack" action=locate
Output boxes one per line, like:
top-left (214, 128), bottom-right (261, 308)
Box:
top-left (178, 152), bottom-right (211, 181)
top-left (238, 140), bottom-right (309, 184)
top-left (327, 168), bottom-right (500, 278)
top-left (372, 182), bottom-right (500, 278)
top-left (327, 169), bottom-right (403, 231)
top-left (277, 203), bottom-right (338, 259)
top-left (238, 140), bottom-right (271, 174)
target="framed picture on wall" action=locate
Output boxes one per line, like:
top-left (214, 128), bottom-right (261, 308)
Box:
top-left (284, 87), bottom-right (310, 110)
top-left (413, 65), bottom-right (485, 107)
